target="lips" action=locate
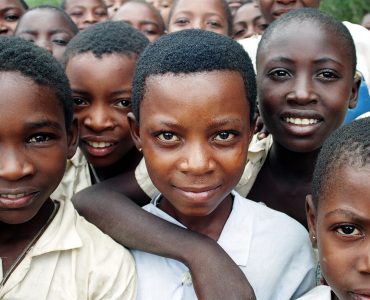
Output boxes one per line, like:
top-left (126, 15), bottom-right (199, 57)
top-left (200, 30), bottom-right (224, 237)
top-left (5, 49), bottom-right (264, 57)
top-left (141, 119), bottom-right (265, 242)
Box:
top-left (279, 111), bottom-right (323, 136)
top-left (174, 185), bottom-right (221, 202)
top-left (0, 191), bottom-right (38, 209)
top-left (272, 8), bottom-right (292, 19)
top-left (81, 137), bottom-right (118, 157)
top-left (350, 291), bottom-right (370, 300)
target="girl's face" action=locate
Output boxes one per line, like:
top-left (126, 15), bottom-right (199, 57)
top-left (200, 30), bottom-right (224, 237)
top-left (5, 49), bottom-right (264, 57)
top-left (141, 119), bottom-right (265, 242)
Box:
top-left (64, 0), bottom-right (108, 31)
top-left (129, 71), bottom-right (253, 223)
top-left (113, 2), bottom-right (164, 43)
top-left (232, 2), bottom-right (267, 40)
top-left (307, 166), bottom-right (370, 300)
top-left (257, 22), bottom-right (359, 153)
top-left (0, 0), bottom-right (26, 36)
top-left (15, 9), bottom-right (76, 63)
top-left (168, 0), bottom-right (229, 36)
top-left (257, 0), bottom-right (320, 24)
top-left (65, 53), bottom-right (136, 168)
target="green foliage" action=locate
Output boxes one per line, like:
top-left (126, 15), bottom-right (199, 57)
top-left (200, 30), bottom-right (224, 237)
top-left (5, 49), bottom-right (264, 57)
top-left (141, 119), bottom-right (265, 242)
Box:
top-left (26, 0), bottom-right (61, 8)
top-left (320, 0), bottom-right (370, 24)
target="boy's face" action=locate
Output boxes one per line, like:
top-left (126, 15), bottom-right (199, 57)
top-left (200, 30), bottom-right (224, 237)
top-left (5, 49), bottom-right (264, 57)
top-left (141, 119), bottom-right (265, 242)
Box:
top-left (130, 71), bottom-right (253, 219)
top-left (66, 53), bottom-right (136, 169)
top-left (168, 0), bottom-right (229, 36)
top-left (233, 2), bottom-right (266, 40)
top-left (307, 166), bottom-right (370, 300)
top-left (64, 0), bottom-right (108, 32)
top-left (113, 2), bottom-right (163, 43)
top-left (0, 0), bottom-right (26, 36)
top-left (257, 22), bottom-right (358, 153)
top-left (257, 0), bottom-right (320, 23)
top-left (0, 72), bottom-right (77, 225)
top-left (15, 9), bottom-right (76, 64)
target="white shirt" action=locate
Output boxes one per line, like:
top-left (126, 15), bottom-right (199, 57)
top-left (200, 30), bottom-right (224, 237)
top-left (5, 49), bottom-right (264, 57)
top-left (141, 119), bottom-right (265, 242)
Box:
top-left (132, 191), bottom-right (315, 300)
top-left (0, 199), bottom-right (136, 300)
top-left (296, 285), bottom-right (332, 299)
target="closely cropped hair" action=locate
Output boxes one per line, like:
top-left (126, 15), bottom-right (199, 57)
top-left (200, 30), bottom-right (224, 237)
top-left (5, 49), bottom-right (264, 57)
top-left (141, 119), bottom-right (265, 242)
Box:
top-left (132, 29), bottom-right (256, 122)
top-left (64, 21), bottom-right (149, 64)
top-left (0, 36), bottom-right (73, 128)
top-left (312, 117), bottom-right (370, 206)
top-left (168, 0), bottom-right (233, 36)
top-left (257, 8), bottom-right (357, 75)
top-left (15, 5), bottom-right (78, 35)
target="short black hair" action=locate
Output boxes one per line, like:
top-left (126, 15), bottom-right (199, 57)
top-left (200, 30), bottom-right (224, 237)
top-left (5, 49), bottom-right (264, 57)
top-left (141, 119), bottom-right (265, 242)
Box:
top-left (132, 29), bottom-right (256, 122)
top-left (168, 0), bottom-right (233, 36)
top-left (312, 117), bottom-right (370, 207)
top-left (60, 0), bottom-right (107, 10)
top-left (257, 8), bottom-right (357, 75)
top-left (15, 5), bottom-right (78, 35)
top-left (0, 36), bottom-right (73, 128)
top-left (64, 20), bottom-right (149, 64)
top-left (117, 0), bottom-right (165, 33)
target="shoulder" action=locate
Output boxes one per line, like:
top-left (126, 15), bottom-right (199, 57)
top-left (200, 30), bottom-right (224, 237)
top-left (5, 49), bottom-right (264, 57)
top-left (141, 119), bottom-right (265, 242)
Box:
top-left (296, 285), bottom-right (332, 300)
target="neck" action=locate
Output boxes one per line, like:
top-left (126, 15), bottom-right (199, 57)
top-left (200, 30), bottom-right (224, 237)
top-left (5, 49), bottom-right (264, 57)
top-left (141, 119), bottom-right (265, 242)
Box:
top-left (94, 148), bottom-right (143, 181)
top-left (269, 142), bottom-right (320, 179)
top-left (159, 194), bottom-right (233, 241)
top-left (0, 199), bottom-right (55, 243)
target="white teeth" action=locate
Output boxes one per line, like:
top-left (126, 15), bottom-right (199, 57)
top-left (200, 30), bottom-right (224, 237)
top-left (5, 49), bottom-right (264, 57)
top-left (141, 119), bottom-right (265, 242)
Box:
top-left (285, 117), bottom-right (319, 125)
top-left (0, 193), bottom-right (26, 199)
top-left (87, 141), bottom-right (113, 148)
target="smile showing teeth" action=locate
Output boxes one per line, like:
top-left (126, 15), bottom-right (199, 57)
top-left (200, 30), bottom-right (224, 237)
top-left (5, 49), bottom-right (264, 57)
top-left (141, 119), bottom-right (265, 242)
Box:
top-left (0, 193), bottom-right (26, 199)
top-left (86, 141), bottom-right (113, 148)
top-left (284, 117), bottom-right (319, 125)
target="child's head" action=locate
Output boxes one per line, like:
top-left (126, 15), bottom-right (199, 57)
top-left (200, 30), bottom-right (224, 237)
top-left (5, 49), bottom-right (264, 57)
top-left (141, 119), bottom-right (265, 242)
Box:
top-left (256, 8), bottom-right (359, 153)
top-left (257, 0), bottom-right (320, 24)
top-left (361, 12), bottom-right (370, 31)
top-left (15, 5), bottom-right (78, 64)
top-left (167, 0), bottom-right (232, 36)
top-left (64, 21), bottom-right (149, 169)
top-left (112, 0), bottom-right (165, 43)
top-left (129, 29), bottom-right (256, 218)
top-left (307, 117), bottom-right (370, 299)
top-left (226, 0), bottom-right (250, 16)
top-left (104, 0), bottom-right (127, 17)
top-left (0, 0), bottom-right (27, 36)
top-left (232, 2), bottom-right (266, 40)
top-left (0, 36), bottom-right (77, 225)
top-left (61, 0), bottom-right (108, 31)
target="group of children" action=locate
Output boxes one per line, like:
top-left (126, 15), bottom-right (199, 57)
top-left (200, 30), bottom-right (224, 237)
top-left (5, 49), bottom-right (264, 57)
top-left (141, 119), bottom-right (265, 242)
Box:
top-left (1, 0), bottom-right (370, 299)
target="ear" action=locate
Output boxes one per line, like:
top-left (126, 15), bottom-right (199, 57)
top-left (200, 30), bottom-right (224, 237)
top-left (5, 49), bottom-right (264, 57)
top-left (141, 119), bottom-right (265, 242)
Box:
top-left (249, 113), bottom-right (258, 143)
top-left (127, 112), bottom-right (142, 151)
top-left (66, 118), bottom-right (79, 159)
top-left (348, 73), bottom-right (361, 109)
top-left (306, 194), bottom-right (318, 248)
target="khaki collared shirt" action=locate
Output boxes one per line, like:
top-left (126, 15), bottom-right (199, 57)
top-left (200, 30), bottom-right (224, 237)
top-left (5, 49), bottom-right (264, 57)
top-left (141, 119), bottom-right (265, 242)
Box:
top-left (0, 199), bottom-right (136, 300)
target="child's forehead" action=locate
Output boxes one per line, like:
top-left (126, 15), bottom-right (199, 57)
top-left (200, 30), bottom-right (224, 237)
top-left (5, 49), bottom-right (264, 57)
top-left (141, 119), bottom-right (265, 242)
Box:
top-left (0, 0), bottom-right (25, 9)
top-left (174, 0), bottom-right (225, 14)
top-left (18, 10), bottom-right (72, 31)
top-left (65, 0), bottom-right (105, 8)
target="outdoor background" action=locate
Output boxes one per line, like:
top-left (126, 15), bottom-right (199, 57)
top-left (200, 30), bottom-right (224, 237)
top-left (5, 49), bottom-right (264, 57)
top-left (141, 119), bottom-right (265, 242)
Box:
top-left (25, 0), bottom-right (370, 24)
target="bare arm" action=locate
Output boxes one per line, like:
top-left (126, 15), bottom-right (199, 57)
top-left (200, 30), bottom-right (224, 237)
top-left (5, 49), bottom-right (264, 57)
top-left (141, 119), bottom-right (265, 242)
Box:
top-left (73, 187), bottom-right (255, 300)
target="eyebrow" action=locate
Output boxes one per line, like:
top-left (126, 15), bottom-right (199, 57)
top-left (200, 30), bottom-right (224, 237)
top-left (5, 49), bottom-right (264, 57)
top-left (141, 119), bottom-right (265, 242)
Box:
top-left (325, 208), bottom-right (368, 223)
top-left (25, 119), bottom-right (63, 131)
top-left (158, 118), bottom-right (243, 130)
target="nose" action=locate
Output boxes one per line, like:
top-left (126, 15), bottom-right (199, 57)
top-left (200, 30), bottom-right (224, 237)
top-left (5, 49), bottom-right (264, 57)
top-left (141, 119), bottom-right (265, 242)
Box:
top-left (83, 105), bottom-right (115, 132)
top-left (192, 19), bottom-right (204, 30)
top-left (36, 38), bottom-right (52, 54)
top-left (84, 11), bottom-right (98, 24)
top-left (178, 141), bottom-right (215, 175)
top-left (286, 74), bottom-right (318, 106)
top-left (356, 243), bottom-right (370, 274)
top-left (244, 26), bottom-right (255, 39)
top-left (0, 147), bottom-right (35, 181)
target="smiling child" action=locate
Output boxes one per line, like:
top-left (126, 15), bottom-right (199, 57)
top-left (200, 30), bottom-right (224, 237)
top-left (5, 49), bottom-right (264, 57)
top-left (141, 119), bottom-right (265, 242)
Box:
top-left (51, 21), bottom-right (149, 202)
top-left (15, 5), bottom-right (78, 63)
top-left (127, 29), bottom-right (315, 300)
top-left (0, 36), bottom-right (135, 299)
top-left (300, 117), bottom-right (370, 299)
